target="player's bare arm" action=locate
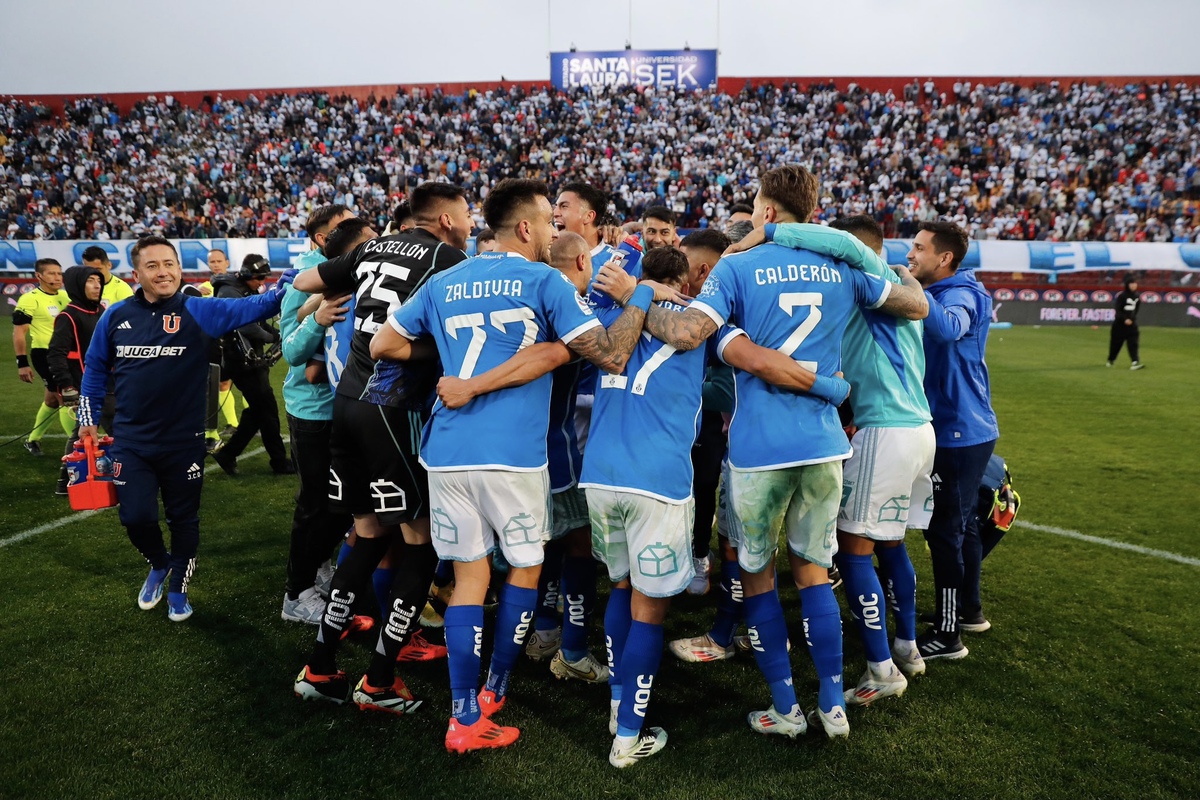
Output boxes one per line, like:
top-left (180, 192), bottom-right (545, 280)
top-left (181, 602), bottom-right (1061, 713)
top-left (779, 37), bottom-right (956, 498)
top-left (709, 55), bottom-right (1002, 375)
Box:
top-left (437, 341), bottom-right (573, 409)
top-left (879, 266), bottom-right (929, 320)
top-left (368, 326), bottom-right (437, 362)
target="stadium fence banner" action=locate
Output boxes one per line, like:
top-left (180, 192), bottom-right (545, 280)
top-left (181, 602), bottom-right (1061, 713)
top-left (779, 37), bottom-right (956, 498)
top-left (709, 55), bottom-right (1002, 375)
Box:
top-left (550, 49), bottom-right (718, 90)
top-left (989, 288), bottom-right (1200, 327)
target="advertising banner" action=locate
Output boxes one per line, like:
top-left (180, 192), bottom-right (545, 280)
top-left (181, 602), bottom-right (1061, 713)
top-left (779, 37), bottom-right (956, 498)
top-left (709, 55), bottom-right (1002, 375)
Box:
top-left (550, 49), bottom-right (718, 90)
top-left (989, 287), bottom-right (1200, 327)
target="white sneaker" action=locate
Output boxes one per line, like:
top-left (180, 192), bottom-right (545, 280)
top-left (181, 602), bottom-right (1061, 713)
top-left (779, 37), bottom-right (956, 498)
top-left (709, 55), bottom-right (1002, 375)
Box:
top-left (525, 627), bottom-right (561, 661)
top-left (314, 560), bottom-right (334, 599)
top-left (748, 705), bottom-right (807, 738)
top-left (807, 705), bottom-right (850, 738)
top-left (609, 727), bottom-right (668, 768)
top-left (686, 554), bottom-right (711, 595)
top-left (669, 633), bottom-right (735, 663)
top-left (609, 699), bottom-right (620, 736)
top-left (550, 650), bottom-right (610, 683)
top-left (844, 663), bottom-right (908, 706)
top-left (1130, 361), bottom-right (1145, 371)
top-left (281, 586), bottom-right (327, 625)
top-left (892, 641), bottom-right (926, 677)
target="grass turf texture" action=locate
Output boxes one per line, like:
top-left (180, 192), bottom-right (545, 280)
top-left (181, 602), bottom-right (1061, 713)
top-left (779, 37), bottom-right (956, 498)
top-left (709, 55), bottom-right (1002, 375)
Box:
top-left (1, 326), bottom-right (1197, 799)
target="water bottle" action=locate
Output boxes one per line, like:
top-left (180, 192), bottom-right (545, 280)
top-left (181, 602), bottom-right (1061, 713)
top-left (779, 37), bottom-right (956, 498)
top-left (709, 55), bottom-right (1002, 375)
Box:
top-left (94, 454), bottom-right (113, 482)
top-left (63, 448), bottom-right (89, 487)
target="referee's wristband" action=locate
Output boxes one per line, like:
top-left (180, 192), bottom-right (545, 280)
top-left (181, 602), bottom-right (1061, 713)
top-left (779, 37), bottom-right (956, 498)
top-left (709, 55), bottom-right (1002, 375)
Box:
top-left (626, 284), bottom-right (654, 313)
top-left (16, 355), bottom-right (29, 369)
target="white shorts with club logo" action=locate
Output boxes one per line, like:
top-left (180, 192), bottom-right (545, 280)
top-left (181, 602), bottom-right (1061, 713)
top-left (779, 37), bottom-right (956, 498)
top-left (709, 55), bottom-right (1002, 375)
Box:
top-left (585, 487), bottom-right (695, 598)
top-left (427, 468), bottom-right (551, 568)
top-left (839, 424), bottom-right (936, 541)
top-left (727, 460), bottom-right (843, 571)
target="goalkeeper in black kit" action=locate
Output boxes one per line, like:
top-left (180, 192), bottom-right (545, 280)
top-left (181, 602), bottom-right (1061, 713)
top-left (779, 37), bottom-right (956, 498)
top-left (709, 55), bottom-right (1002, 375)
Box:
top-left (1106, 274), bottom-right (1143, 370)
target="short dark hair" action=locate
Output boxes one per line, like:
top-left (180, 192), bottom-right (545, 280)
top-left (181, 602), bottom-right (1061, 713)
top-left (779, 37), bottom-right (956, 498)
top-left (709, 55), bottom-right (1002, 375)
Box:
top-left (475, 228), bottom-right (496, 244)
top-left (726, 220), bottom-right (755, 243)
top-left (829, 215), bottom-right (884, 252)
top-left (640, 247), bottom-right (689, 285)
top-left (240, 253), bottom-right (271, 279)
top-left (325, 218), bottom-right (375, 259)
top-left (918, 220), bottom-right (969, 270)
top-left (642, 205), bottom-right (675, 226)
top-left (559, 181), bottom-right (609, 224)
top-left (410, 182), bottom-right (468, 219)
top-left (729, 202), bottom-right (754, 217)
top-left (483, 179), bottom-right (549, 231)
top-left (34, 258), bottom-right (62, 273)
top-left (391, 201), bottom-right (414, 228)
top-left (130, 236), bottom-right (177, 268)
top-left (758, 165), bottom-right (819, 222)
top-left (680, 229), bottom-right (730, 256)
top-left (306, 204), bottom-right (350, 240)
top-left (80, 246), bottom-right (111, 265)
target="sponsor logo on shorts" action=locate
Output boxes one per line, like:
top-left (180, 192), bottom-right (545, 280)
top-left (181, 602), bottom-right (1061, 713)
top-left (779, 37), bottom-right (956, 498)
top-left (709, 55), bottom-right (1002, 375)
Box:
top-left (370, 480), bottom-right (408, 513)
top-left (637, 542), bottom-right (679, 577)
top-left (502, 512), bottom-right (541, 545)
top-left (186, 462), bottom-right (201, 481)
top-left (878, 494), bottom-right (910, 522)
top-left (432, 508), bottom-right (459, 544)
top-left (328, 469), bottom-right (343, 501)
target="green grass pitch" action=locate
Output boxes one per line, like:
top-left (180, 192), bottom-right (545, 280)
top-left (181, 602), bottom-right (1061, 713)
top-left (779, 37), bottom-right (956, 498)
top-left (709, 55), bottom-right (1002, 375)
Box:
top-left (1, 326), bottom-right (1197, 799)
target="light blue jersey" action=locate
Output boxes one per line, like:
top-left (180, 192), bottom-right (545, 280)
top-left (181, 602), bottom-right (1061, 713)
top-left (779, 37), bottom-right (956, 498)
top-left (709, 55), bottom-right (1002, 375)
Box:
top-left (692, 243), bottom-right (891, 470)
top-left (769, 224), bottom-right (931, 429)
top-left (580, 302), bottom-right (712, 503)
top-left (389, 251), bottom-right (601, 471)
top-left (323, 294), bottom-right (355, 392)
top-left (579, 242), bottom-right (644, 396)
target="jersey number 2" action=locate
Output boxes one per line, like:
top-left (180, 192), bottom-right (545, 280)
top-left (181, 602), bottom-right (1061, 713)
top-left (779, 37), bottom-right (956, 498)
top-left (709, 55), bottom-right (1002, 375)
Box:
top-left (777, 292), bottom-right (822, 372)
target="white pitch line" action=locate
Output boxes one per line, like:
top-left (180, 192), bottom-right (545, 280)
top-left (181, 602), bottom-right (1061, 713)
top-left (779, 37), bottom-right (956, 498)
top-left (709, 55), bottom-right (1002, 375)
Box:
top-left (1016, 521), bottom-right (1200, 567)
top-left (0, 444), bottom-right (274, 548)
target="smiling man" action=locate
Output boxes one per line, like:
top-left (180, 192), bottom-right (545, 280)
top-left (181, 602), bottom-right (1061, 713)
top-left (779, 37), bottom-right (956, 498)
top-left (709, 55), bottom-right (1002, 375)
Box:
top-left (79, 235), bottom-right (295, 623)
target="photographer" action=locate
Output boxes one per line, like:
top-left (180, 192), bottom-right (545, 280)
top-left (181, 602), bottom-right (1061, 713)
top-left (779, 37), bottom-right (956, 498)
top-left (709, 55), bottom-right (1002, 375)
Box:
top-left (210, 255), bottom-right (292, 476)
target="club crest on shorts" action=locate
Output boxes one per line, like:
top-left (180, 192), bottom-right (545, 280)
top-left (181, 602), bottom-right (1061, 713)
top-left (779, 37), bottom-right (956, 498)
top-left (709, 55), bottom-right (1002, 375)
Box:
top-left (163, 314), bottom-right (181, 334)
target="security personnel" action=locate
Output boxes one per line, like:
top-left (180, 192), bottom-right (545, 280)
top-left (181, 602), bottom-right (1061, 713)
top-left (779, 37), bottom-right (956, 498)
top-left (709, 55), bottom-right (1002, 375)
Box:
top-left (79, 236), bottom-right (295, 622)
top-left (210, 254), bottom-right (293, 476)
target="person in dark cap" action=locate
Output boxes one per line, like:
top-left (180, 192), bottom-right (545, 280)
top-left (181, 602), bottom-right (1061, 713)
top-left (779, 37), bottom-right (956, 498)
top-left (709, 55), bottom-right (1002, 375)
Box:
top-left (1107, 274), bottom-right (1144, 370)
top-left (210, 254), bottom-right (293, 474)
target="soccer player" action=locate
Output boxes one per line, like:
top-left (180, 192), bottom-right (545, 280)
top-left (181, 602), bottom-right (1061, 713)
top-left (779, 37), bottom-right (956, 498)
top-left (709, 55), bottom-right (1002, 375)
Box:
top-left (741, 215), bottom-right (936, 695)
top-left (278, 203), bottom-right (355, 624)
top-left (1107, 274), bottom-right (1144, 369)
top-left (209, 255), bottom-right (291, 476)
top-left (13, 258), bottom-right (72, 456)
top-left (641, 206), bottom-right (677, 250)
top-left (624, 165), bottom-right (928, 738)
top-left (78, 236), bottom-right (295, 622)
top-left (906, 221), bottom-right (999, 659)
top-left (369, 178), bottom-right (647, 753)
top-left (290, 183), bottom-right (471, 715)
top-left (80, 245), bottom-right (136, 308)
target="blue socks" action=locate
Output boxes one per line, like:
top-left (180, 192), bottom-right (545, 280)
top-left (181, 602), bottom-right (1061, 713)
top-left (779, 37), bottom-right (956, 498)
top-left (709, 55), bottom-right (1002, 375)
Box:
top-left (534, 538), bottom-right (565, 632)
top-left (799, 583), bottom-right (844, 713)
top-left (836, 552), bottom-right (891, 664)
top-left (372, 566), bottom-right (395, 621)
top-left (560, 556), bottom-right (596, 662)
top-left (743, 590), bottom-right (797, 715)
top-left (484, 583), bottom-right (537, 701)
top-left (615, 621), bottom-right (663, 737)
top-left (707, 559), bottom-right (743, 648)
top-left (876, 544), bottom-right (917, 641)
top-left (445, 605), bottom-right (484, 725)
top-left (604, 587), bottom-right (633, 703)
top-left (336, 538), bottom-right (353, 568)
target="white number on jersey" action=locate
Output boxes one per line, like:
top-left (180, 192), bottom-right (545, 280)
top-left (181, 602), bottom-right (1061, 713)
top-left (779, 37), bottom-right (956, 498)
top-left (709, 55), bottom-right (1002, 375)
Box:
top-left (777, 292), bottom-right (823, 372)
top-left (445, 307), bottom-right (539, 379)
top-left (354, 261), bottom-right (412, 334)
top-left (600, 333), bottom-right (677, 396)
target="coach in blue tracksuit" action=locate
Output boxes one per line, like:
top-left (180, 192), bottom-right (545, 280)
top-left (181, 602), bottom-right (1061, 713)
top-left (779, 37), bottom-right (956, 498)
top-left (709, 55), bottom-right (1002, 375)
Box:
top-left (79, 235), bottom-right (295, 622)
top-left (905, 221), bottom-right (999, 662)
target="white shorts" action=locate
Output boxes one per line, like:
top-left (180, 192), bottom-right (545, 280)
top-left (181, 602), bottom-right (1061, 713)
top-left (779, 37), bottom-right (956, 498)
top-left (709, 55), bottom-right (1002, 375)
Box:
top-left (427, 468), bottom-right (551, 568)
top-left (727, 461), bottom-right (842, 572)
top-left (839, 424), bottom-right (936, 541)
top-left (585, 487), bottom-right (695, 599)
top-left (551, 485), bottom-right (590, 539)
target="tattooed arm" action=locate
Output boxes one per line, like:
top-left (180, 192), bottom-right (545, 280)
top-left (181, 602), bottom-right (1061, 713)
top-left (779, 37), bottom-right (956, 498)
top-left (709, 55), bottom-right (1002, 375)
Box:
top-left (567, 303), bottom-right (647, 373)
top-left (878, 265), bottom-right (929, 320)
top-left (642, 304), bottom-right (718, 352)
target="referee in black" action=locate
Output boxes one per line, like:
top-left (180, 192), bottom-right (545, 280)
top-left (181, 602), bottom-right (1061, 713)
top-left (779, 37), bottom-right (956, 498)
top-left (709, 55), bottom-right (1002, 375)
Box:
top-left (1107, 274), bottom-right (1144, 370)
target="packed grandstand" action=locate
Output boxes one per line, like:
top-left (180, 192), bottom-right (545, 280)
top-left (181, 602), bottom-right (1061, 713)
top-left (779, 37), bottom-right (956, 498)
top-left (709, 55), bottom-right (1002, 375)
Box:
top-left (3, 78), bottom-right (1199, 246)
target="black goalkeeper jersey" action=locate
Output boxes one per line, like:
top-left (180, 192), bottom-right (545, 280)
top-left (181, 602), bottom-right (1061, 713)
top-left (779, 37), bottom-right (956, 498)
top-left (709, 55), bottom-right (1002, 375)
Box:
top-left (317, 228), bottom-right (466, 409)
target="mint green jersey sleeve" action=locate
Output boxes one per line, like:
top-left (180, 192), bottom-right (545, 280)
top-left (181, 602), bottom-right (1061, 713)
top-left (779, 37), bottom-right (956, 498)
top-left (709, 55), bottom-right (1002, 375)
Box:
top-left (771, 223), bottom-right (891, 280)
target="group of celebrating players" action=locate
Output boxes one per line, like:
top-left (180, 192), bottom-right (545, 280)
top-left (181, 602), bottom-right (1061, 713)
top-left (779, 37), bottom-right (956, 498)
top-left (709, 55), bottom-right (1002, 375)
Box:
top-left (26, 163), bottom-right (999, 767)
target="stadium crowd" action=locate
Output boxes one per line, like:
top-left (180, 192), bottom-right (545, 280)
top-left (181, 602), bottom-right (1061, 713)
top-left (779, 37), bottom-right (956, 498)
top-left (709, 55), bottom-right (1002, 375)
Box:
top-left (3, 78), bottom-right (1200, 244)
